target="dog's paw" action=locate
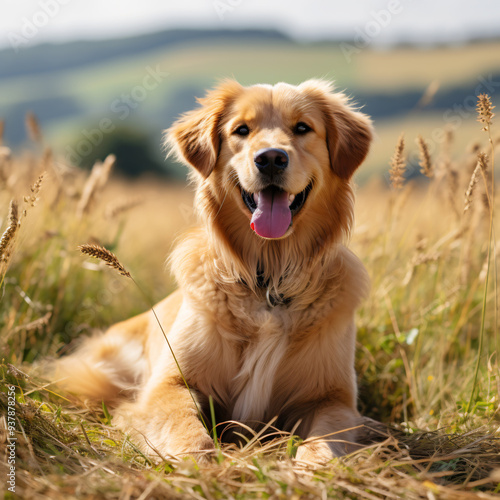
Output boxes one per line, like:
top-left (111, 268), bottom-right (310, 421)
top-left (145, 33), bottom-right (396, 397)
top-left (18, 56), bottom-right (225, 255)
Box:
top-left (295, 436), bottom-right (362, 467)
top-left (176, 433), bottom-right (217, 465)
top-left (114, 402), bottom-right (216, 464)
top-left (135, 426), bottom-right (215, 464)
top-left (294, 441), bottom-right (334, 467)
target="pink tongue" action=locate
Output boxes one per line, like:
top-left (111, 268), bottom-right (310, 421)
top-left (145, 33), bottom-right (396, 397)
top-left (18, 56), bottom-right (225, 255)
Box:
top-left (250, 188), bottom-right (292, 238)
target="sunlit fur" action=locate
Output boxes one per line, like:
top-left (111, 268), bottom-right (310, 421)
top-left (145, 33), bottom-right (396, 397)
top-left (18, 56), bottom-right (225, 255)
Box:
top-left (56, 79), bottom-right (373, 464)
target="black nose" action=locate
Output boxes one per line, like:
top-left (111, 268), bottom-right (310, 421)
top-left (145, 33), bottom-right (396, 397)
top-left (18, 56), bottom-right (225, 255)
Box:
top-left (254, 148), bottom-right (289, 178)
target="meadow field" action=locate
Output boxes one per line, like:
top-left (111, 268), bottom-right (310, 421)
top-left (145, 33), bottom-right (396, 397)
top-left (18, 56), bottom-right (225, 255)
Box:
top-left (2, 33), bottom-right (500, 180)
top-left (1, 96), bottom-right (500, 499)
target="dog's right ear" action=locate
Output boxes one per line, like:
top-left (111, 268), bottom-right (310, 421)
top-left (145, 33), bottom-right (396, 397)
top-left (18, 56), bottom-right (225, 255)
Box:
top-left (166, 80), bottom-right (243, 178)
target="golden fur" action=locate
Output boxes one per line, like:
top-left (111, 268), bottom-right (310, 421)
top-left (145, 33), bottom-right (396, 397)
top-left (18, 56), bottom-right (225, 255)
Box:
top-left (57, 79), bottom-right (373, 464)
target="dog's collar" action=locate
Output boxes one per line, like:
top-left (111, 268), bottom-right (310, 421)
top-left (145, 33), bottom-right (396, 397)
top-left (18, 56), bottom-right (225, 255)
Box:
top-left (241, 269), bottom-right (292, 308)
top-left (264, 287), bottom-right (291, 308)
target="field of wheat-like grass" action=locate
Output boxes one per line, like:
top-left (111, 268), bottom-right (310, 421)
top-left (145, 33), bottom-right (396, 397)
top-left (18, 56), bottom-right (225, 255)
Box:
top-left (1, 99), bottom-right (500, 499)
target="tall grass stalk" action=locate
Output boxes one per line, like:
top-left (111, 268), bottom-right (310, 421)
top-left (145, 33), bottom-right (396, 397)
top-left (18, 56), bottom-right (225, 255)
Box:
top-left (78, 243), bottom-right (209, 433)
top-left (467, 95), bottom-right (497, 414)
top-left (486, 114), bottom-right (499, 388)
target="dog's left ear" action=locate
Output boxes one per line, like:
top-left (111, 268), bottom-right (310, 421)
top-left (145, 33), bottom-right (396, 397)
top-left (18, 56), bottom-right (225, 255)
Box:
top-left (300, 80), bottom-right (373, 180)
top-left (166, 80), bottom-right (243, 178)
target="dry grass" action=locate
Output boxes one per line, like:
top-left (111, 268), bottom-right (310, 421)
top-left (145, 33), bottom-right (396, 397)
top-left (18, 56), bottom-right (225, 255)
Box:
top-left (477, 94), bottom-right (496, 132)
top-left (76, 154), bottom-right (116, 219)
top-left (463, 171), bottom-right (479, 214)
top-left (416, 135), bottom-right (433, 178)
top-left (78, 244), bottom-right (132, 278)
top-left (1, 101), bottom-right (500, 498)
top-left (104, 198), bottom-right (144, 220)
top-left (1, 376), bottom-right (499, 500)
top-left (0, 200), bottom-right (19, 262)
top-left (389, 133), bottom-right (406, 189)
top-left (25, 112), bottom-right (42, 144)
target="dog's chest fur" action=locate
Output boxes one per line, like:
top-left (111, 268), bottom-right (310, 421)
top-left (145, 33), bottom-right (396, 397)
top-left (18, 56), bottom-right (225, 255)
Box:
top-left (169, 240), bottom-right (367, 427)
top-left (175, 282), bottom-right (355, 427)
top-left (229, 305), bottom-right (293, 422)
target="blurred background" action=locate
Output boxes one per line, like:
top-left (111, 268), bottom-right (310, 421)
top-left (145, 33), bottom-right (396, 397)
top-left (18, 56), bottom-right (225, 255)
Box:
top-left (1, 0), bottom-right (500, 183)
top-left (2, 5), bottom-right (500, 475)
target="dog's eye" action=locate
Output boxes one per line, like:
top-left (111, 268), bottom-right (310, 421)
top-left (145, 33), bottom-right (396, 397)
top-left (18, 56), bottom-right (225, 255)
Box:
top-left (233, 125), bottom-right (250, 136)
top-left (294, 122), bottom-right (312, 135)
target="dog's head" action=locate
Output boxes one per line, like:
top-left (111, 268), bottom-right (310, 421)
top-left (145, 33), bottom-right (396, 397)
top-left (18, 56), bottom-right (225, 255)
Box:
top-left (167, 79), bottom-right (372, 251)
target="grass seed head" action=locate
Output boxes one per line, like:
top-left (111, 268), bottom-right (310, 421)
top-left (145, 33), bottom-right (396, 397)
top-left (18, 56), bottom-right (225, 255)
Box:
top-left (447, 168), bottom-right (460, 216)
top-left (9, 199), bottom-right (18, 224)
top-left (417, 80), bottom-right (440, 109)
top-left (464, 163), bottom-right (480, 213)
top-left (0, 200), bottom-right (19, 263)
top-left (97, 154), bottom-right (115, 189)
top-left (477, 152), bottom-right (489, 172)
top-left (444, 126), bottom-right (454, 150)
top-left (77, 155), bottom-right (115, 218)
top-left (78, 244), bottom-right (131, 278)
top-left (476, 94), bottom-right (495, 131)
top-left (416, 135), bottom-right (433, 178)
top-left (466, 141), bottom-right (481, 154)
top-left (0, 146), bottom-right (12, 182)
top-left (24, 172), bottom-right (45, 209)
top-left (26, 112), bottom-right (43, 143)
top-left (389, 133), bottom-right (406, 189)
top-left (476, 152), bottom-right (491, 212)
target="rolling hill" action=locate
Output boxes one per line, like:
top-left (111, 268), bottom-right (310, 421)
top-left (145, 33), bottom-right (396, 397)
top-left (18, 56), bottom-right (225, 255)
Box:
top-left (1, 28), bottom-right (499, 180)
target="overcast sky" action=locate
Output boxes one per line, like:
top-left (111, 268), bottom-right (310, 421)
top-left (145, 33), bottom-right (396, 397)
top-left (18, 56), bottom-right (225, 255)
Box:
top-left (2, 0), bottom-right (500, 50)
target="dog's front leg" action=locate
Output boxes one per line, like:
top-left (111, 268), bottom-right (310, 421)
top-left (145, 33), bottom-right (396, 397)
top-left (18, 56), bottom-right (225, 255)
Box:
top-left (295, 403), bottom-right (360, 464)
top-left (115, 372), bottom-right (214, 463)
top-left (113, 299), bottom-right (222, 463)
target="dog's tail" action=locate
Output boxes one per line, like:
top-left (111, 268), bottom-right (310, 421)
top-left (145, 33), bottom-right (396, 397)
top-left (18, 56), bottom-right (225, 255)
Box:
top-left (54, 290), bottom-right (182, 404)
top-left (55, 328), bottom-right (147, 405)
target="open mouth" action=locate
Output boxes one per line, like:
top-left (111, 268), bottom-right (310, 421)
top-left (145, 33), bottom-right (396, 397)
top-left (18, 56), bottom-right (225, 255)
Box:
top-left (241, 183), bottom-right (313, 239)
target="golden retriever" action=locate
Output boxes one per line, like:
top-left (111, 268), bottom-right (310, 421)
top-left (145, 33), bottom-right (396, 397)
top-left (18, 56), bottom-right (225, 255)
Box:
top-left (57, 79), bottom-right (373, 464)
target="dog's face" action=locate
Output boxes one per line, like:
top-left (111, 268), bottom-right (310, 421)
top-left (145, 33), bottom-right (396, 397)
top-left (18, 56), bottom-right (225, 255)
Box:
top-left (167, 80), bottom-right (372, 243)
